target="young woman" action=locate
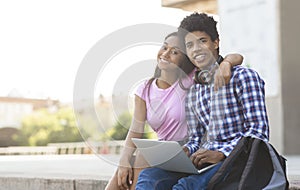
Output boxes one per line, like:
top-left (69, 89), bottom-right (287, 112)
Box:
top-left (105, 32), bottom-right (243, 190)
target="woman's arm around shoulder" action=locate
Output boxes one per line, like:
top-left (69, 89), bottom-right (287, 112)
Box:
top-left (214, 53), bottom-right (244, 91)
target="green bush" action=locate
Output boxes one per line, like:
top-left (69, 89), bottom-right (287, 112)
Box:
top-left (107, 112), bottom-right (157, 140)
top-left (15, 107), bottom-right (83, 146)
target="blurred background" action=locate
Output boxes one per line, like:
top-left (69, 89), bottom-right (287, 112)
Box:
top-left (0, 0), bottom-right (299, 157)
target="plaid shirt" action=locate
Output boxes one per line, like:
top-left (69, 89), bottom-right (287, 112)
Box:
top-left (184, 66), bottom-right (269, 157)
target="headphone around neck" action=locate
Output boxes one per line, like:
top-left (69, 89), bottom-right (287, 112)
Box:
top-left (193, 55), bottom-right (224, 85)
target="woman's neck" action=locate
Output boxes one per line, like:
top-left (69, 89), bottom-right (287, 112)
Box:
top-left (157, 71), bottom-right (178, 89)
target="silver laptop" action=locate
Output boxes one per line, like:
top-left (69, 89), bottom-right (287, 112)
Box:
top-left (131, 138), bottom-right (218, 174)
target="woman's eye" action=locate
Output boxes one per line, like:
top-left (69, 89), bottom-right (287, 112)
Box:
top-left (186, 43), bottom-right (192, 49)
top-left (161, 45), bottom-right (167, 50)
top-left (171, 50), bottom-right (178, 55)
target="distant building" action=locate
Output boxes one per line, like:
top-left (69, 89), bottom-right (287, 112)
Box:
top-left (0, 97), bottom-right (59, 128)
top-left (162, 0), bottom-right (217, 14)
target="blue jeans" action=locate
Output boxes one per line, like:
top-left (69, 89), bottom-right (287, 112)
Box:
top-left (135, 162), bottom-right (223, 190)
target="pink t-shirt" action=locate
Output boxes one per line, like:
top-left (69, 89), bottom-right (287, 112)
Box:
top-left (135, 75), bottom-right (193, 141)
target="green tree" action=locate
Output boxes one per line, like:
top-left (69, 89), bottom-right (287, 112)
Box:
top-left (107, 112), bottom-right (157, 140)
top-left (15, 106), bottom-right (83, 146)
top-left (0, 127), bottom-right (21, 147)
top-left (109, 112), bottom-right (131, 140)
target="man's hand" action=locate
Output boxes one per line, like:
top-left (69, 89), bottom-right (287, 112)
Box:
top-left (214, 61), bottom-right (232, 91)
top-left (117, 162), bottom-right (133, 190)
top-left (190, 149), bottom-right (225, 169)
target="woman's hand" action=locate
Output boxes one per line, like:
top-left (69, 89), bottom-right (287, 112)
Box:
top-left (183, 146), bottom-right (190, 157)
top-left (190, 149), bottom-right (225, 169)
top-left (214, 61), bottom-right (231, 91)
top-left (117, 162), bottom-right (133, 190)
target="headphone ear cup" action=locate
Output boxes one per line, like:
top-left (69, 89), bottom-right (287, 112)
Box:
top-left (194, 55), bottom-right (222, 85)
top-left (194, 70), bottom-right (212, 84)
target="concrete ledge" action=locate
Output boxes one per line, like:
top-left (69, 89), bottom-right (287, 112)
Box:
top-left (290, 180), bottom-right (300, 190)
top-left (75, 179), bottom-right (108, 190)
top-left (0, 176), bottom-right (298, 190)
top-left (0, 177), bottom-right (74, 190)
top-left (0, 177), bottom-right (108, 190)
top-left (0, 155), bottom-right (298, 190)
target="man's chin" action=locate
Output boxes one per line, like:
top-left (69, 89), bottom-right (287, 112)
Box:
top-left (194, 62), bottom-right (209, 69)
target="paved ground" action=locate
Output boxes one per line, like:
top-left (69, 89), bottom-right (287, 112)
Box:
top-left (286, 155), bottom-right (300, 189)
top-left (0, 154), bottom-right (298, 188)
top-left (0, 154), bottom-right (118, 180)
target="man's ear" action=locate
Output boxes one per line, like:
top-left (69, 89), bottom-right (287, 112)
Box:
top-left (213, 38), bottom-right (219, 50)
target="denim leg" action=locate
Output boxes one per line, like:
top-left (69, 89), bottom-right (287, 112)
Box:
top-left (135, 167), bottom-right (187, 190)
top-left (172, 162), bottom-right (223, 190)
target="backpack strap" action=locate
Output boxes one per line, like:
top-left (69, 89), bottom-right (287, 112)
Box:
top-left (264, 143), bottom-right (289, 190)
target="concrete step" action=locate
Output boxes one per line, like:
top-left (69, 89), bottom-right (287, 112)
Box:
top-left (0, 154), bottom-right (298, 190)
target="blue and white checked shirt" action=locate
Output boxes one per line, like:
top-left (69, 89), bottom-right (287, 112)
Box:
top-left (184, 66), bottom-right (269, 157)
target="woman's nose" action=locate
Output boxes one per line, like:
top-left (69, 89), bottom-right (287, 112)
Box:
top-left (162, 49), bottom-right (171, 56)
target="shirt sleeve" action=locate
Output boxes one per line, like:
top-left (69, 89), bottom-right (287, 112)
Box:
top-left (217, 137), bottom-right (241, 157)
top-left (183, 88), bottom-right (205, 155)
top-left (135, 80), bottom-right (148, 101)
top-left (235, 68), bottom-right (270, 142)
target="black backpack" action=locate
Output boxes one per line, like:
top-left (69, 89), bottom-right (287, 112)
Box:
top-left (207, 137), bottom-right (289, 190)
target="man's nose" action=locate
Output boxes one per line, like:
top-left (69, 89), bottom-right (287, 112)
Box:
top-left (193, 41), bottom-right (202, 51)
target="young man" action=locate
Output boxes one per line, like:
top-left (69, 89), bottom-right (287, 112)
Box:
top-left (135, 13), bottom-right (269, 190)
